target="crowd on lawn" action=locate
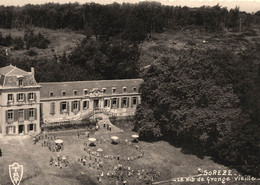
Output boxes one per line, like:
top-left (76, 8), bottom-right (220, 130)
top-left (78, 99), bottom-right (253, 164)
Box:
top-left (77, 135), bottom-right (160, 185)
top-left (30, 121), bottom-right (160, 184)
top-left (33, 134), bottom-right (64, 152)
top-left (49, 155), bottom-right (69, 169)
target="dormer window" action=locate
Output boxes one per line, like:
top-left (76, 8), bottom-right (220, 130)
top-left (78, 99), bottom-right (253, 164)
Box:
top-left (84, 89), bottom-right (88, 96)
top-left (62, 91), bottom-right (66, 96)
top-left (112, 88), bottom-right (116, 94)
top-left (18, 79), bottom-right (23, 86)
top-left (74, 90), bottom-right (78, 96)
top-left (102, 88), bottom-right (106, 94)
top-left (133, 87), bottom-right (137, 92)
top-left (123, 87), bottom-right (127, 93)
top-left (50, 92), bottom-right (54, 97)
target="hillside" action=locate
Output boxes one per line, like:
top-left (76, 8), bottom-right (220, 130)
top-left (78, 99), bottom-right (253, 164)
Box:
top-left (139, 26), bottom-right (260, 69)
top-left (0, 27), bottom-right (86, 61)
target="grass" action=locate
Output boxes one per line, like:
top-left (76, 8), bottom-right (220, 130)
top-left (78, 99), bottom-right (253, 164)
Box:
top-left (1, 125), bottom-right (259, 185)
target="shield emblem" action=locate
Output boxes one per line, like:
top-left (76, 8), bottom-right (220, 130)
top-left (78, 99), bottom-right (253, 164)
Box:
top-left (9, 162), bottom-right (23, 185)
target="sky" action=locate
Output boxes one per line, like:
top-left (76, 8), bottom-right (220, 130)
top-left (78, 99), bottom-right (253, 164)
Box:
top-left (0, 0), bottom-right (259, 13)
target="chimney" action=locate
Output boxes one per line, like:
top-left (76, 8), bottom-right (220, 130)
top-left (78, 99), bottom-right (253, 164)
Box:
top-left (31, 67), bottom-right (35, 77)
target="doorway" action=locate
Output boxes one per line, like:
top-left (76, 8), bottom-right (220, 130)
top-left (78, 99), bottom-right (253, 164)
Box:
top-left (19, 125), bottom-right (24, 134)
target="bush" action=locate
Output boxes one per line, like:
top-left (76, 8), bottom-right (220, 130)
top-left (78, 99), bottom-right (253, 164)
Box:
top-left (25, 49), bottom-right (38, 56)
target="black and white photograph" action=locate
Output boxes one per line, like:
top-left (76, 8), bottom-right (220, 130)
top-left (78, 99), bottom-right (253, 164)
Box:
top-left (0, 0), bottom-right (259, 185)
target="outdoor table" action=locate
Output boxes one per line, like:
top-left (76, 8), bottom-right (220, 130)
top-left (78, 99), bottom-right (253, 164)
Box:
top-left (132, 134), bottom-right (139, 142)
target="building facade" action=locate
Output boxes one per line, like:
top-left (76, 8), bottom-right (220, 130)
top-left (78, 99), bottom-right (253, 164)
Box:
top-left (0, 65), bottom-right (143, 136)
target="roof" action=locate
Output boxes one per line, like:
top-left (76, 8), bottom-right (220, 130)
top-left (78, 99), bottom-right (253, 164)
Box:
top-left (39, 79), bottom-right (143, 99)
top-left (0, 64), bottom-right (28, 76)
top-left (0, 65), bottom-right (39, 88)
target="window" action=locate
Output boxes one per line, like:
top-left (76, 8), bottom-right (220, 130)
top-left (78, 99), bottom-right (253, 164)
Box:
top-left (74, 90), bottom-right (78, 96)
top-left (7, 110), bottom-right (14, 121)
top-left (83, 101), bottom-right (88, 109)
top-left (112, 88), bottom-right (116, 93)
top-left (18, 109), bottom-right (24, 120)
top-left (73, 101), bottom-right (78, 110)
top-left (133, 97), bottom-right (137, 105)
top-left (50, 102), bottom-right (55, 114)
top-left (7, 126), bottom-right (15, 134)
top-left (84, 89), bottom-right (88, 95)
top-left (62, 91), bottom-right (66, 96)
top-left (29, 108), bottom-right (34, 119)
top-left (102, 88), bottom-right (106, 94)
top-left (28, 93), bottom-right (35, 100)
top-left (50, 92), bottom-right (54, 97)
top-left (61, 102), bottom-right (67, 111)
top-left (133, 87), bottom-right (137, 92)
top-left (121, 97), bottom-right (127, 108)
top-left (112, 98), bottom-right (117, 108)
top-left (104, 100), bottom-right (108, 107)
top-left (8, 94), bottom-right (13, 102)
top-left (17, 93), bottom-right (24, 102)
top-left (123, 87), bottom-right (127, 93)
top-left (18, 79), bottom-right (23, 86)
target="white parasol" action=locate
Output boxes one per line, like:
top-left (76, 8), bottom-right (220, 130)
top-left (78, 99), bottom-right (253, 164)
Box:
top-left (55, 139), bottom-right (63, 144)
top-left (111, 136), bottom-right (119, 140)
top-left (88, 138), bottom-right (97, 142)
top-left (132, 134), bottom-right (139, 139)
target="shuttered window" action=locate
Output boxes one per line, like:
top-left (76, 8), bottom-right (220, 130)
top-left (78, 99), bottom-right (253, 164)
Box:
top-left (112, 98), bottom-right (117, 108)
top-left (18, 109), bottom-right (24, 120)
top-left (121, 97), bottom-right (127, 108)
top-left (28, 93), bottom-right (35, 101)
top-left (7, 94), bottom-right (13, 102)
top-left (17, 93), bottom-right (24, 102)
top-left (132, 97), bottom-right (137, 105)
top-left (83, 101), bottom-right (89, 109)
top-left (29, 108), bottom-right (35, 120)
top-left (7, 110), bottom-right (14, 122)
top-left (50, 102), bottom-right (55, 114)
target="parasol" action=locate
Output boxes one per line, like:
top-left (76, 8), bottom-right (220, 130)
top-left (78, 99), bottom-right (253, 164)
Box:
top-left (55, 139), bottom-right (63, 144)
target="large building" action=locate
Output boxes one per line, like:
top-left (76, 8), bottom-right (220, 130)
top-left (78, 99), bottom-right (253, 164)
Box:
top-left (0, 65), bottom-right (142, 136)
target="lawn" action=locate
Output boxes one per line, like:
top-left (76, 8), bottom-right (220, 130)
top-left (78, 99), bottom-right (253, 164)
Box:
top-left (0, 126), bottom-right (259, 185)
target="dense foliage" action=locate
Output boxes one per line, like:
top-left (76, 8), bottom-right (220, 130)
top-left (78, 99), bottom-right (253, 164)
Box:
top-left (134, 48), bottom-right (260, 176)
top-left (0, 29), bottom-right (50, 50)
top-left (0, 3), bottom-right (259, 40)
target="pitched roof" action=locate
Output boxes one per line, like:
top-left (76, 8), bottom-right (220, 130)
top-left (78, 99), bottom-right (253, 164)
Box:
top-left (0, 65), bottom-right (39, 88)
top-left (0, 64), bottom-right (28, 76)
top-left (39, 79), bottom-right (143, 99)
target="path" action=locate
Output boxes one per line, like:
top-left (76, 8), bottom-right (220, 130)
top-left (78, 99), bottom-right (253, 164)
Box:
top-left (94, 113), bottom-right (124, 136)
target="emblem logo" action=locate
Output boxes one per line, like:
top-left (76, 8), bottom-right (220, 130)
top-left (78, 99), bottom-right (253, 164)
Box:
top-left (9, 162), bottom-right (23, 185)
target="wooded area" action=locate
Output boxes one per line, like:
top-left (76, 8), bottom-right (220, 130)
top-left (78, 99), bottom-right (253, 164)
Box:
top-left (0, 2), bottom-right (259, 177)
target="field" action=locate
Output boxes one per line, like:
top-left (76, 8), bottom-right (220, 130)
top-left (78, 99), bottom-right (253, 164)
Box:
top-left (0, 122), bottom-right (259, 185)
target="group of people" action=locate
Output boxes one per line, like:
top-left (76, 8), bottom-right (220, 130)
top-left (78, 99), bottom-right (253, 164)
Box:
top-left (137, 169), bottom-right (161, 184)
top-left (49, 155), bottom-right (69, 168)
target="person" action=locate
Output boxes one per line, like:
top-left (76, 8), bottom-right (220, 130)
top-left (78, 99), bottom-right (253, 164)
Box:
top-left (49, 156), bottom-right (53, 165)
top-left (77, 132), bottom-right (80, 138)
